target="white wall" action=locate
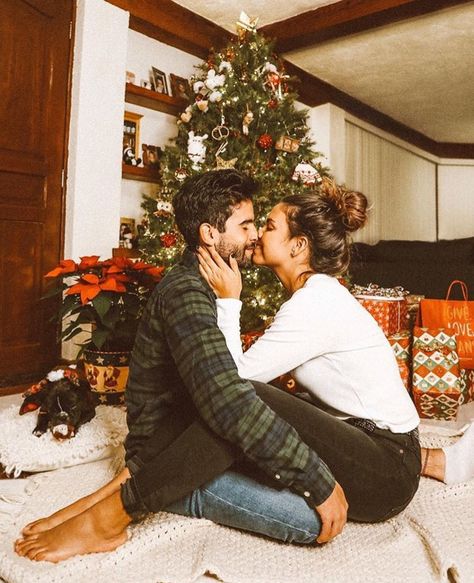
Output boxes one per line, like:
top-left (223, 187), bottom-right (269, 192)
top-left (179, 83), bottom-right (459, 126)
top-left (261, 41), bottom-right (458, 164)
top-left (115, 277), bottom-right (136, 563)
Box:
top-left (121, 30), bottom-right (200, 222)
top-left (307, 104), bottom-right (346, 183)
top-left (438, 163), bottom-right (474, 240)
top-left (65, 0), bottom-right (129, 259)
top-left (345, 120), bottom-right (437, 243)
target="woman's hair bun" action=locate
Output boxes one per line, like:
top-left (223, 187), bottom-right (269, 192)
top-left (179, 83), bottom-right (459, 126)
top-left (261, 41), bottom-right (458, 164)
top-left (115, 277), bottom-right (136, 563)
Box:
top-left (320, 177), bottom-right (368, 232)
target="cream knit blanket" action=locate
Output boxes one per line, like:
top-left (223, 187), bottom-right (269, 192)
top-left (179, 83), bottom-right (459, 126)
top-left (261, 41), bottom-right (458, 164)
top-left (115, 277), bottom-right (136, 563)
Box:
top-left (0, 433), bottom-right (473, 583)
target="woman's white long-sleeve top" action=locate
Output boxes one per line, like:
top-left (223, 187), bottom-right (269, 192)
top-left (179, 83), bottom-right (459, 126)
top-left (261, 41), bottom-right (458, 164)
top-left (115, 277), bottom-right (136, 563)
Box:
top-left (216, 274), bottom-right (419, 433)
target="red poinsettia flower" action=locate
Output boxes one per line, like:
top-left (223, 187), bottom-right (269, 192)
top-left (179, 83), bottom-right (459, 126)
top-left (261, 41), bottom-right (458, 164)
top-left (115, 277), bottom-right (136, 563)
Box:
top-left (66, 274), bottom-right (127, 304)
top-left (78, 255), bottom-right (102, 270)
top-left (45, 259), bottom-right (77, 278)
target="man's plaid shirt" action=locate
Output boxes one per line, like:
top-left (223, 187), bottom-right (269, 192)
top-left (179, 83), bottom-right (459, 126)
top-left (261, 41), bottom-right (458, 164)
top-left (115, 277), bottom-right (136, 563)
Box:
top-left (125, 249), bottom-right (335, 506)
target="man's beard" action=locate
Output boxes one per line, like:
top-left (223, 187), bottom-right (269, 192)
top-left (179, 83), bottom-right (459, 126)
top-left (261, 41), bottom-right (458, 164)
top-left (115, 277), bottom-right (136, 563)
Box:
top-left (215, 240), bottom-right (254, 267)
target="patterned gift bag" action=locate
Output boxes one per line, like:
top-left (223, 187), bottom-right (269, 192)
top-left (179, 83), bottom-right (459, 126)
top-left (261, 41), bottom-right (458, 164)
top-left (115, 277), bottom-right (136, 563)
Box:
top-left (411, 327), bottom-right (463, 420)
top-left (460, 368), bottom-right (474, 403)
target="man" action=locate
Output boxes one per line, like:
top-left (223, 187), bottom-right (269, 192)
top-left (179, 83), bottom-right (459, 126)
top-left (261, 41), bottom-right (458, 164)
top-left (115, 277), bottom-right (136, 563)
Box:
top-left (15, 170), bottom-right (347, 562)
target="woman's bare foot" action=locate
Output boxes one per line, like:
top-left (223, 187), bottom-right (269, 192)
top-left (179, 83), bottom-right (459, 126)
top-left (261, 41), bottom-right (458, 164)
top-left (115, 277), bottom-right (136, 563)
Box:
top-left (15, 491), bottom-right (131, 563)
top-left (22, 467), bottom-right (130, 536)
top-left (421, 447), bottom-right (445, 481)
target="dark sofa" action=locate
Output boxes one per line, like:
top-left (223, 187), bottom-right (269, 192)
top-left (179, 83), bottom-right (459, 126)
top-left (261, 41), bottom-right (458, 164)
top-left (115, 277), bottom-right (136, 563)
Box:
top-left (349, 237), bottom-right (474, 300)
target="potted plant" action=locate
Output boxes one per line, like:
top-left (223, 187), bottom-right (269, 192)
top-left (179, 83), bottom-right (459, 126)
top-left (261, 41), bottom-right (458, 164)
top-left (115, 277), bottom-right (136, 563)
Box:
top-left (45, 255), bottom-right (164, 402)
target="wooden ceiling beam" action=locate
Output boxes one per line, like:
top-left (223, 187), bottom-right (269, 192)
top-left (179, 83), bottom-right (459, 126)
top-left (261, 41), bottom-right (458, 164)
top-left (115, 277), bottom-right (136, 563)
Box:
top-left (106, 0), bottom-right (229, 58)
top-left (261, 0), bottom-right (474, 53)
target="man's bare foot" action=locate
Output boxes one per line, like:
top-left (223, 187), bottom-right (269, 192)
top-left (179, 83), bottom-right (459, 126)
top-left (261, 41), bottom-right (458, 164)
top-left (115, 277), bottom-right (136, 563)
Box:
top-left (15, 491), bottom-right (131, 562)
top-left (22, 467), bottom-right (130, 536)
top-left (421, 447), bottom-right (445, 481)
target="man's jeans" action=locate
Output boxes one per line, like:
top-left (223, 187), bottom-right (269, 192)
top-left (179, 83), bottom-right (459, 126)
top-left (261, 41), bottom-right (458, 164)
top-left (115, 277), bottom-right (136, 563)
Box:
top-left (166, 469), bottom-right (321, 544)
top-left (122, 381), bottom-right (421, 542)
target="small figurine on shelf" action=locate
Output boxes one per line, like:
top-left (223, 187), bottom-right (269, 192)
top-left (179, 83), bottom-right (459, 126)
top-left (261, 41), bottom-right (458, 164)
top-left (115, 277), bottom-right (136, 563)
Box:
top-left (123, 145), bottom-right (141, 166)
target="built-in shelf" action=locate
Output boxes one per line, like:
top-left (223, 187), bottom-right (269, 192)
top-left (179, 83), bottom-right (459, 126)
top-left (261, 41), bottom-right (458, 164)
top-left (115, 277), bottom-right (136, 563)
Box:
top-left (112, 247), bottom-right (141, 259)
top-left (125, 82), bottom-right (188, 116)
top-left (122, 163), bottom-right (161, 183)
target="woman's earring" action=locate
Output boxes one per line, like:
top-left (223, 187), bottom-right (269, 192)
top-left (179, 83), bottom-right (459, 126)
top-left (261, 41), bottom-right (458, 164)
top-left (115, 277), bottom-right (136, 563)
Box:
top-left (290, 248), bottom-right (296, 257)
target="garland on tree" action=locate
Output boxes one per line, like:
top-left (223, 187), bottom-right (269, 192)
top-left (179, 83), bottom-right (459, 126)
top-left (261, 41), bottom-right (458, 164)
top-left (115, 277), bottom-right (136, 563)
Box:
top-left (139, 16), bottom-right (330, 331)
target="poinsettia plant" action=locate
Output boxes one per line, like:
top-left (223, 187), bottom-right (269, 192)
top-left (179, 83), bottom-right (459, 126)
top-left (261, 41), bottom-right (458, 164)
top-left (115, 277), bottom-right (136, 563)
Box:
top-left (45, 255), bottom-right (164, 354)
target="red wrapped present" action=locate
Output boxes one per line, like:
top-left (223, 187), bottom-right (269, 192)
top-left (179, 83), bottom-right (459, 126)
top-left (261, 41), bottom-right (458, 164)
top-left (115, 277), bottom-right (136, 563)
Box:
top-left (241, 329), bottom-right (264, 352)
top-left (356, 296), bottom-right (408, 336)
top-left (352, 284), bottom-right (409, 336)
top-left (412, 327), bottom-right (464, 420)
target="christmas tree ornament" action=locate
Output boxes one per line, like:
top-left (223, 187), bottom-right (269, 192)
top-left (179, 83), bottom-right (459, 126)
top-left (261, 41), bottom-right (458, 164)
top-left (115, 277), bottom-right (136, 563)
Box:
top-left (193, 80), bottom-right (205, 93)
top-left (292, 161), bottom-right (322, 185)
top-left (256, 133), bottom-right (273, 150)
top-left (215, 155), bottom-right (238, 169)
top-left (187, 131), bottom-right (208, 169)
top-left (219, 61), bottom-right (232, 73)
top-left (204, 69), bottom-right (226, 90)
top-left (174, 167), bottom-right (188, 182)
top-left (154, 200), bottom-right (173, 217)
top-left (209, 90), bottom-right (223, 103)
top-left (180, 105), bottom-right (193, 123)
top-left (236, 11), bottom-right (259, 37)
top-left (211, 121), bottom-right (230, 141)
top-left (268, 98), bottom-right (278, 109)
top-left (275, 135), bottom-right (300, 153)
top-left (196, 100), bottom-right (209, 113)
top-left (242, 111), bottom-right (254, 136)
top-left (264, 62), bottom-right (278, 74)
top-left (160, 232), bottom-right (177, 248)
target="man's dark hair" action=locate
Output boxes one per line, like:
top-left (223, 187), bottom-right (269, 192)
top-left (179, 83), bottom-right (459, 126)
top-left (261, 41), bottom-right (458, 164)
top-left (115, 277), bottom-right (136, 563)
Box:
top-left (173, 169), bottom-right (258, 249)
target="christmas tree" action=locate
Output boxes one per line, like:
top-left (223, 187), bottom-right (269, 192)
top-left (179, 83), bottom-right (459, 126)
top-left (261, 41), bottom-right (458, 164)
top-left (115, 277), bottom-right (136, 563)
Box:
top-left (139, 15), bottom-right (330, 331)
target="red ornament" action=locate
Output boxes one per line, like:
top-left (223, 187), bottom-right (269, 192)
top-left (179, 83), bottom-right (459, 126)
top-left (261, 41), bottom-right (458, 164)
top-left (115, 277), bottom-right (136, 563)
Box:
top-left (268, 99), bottom-right (278, 109)
top-left (257, 134), bottom-right (273, 150)
top-left (160, 233), bottom-right (177, 248)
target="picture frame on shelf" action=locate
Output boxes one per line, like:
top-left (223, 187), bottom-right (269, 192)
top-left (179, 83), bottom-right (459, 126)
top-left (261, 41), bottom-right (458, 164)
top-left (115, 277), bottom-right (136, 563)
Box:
top-left (151, 67), bottom-right (168, 95)
top-left (142, 144), bottom-right (162, 169)
top-left (123, 111), bottom-right (143, 161)
top-left (169, 74), bottom-right (190, 100)
top-left (119, 217), bottom-right (136, 249)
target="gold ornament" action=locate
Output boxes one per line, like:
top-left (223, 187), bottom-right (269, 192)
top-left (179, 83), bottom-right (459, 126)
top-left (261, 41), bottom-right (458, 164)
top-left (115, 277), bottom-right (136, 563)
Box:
top-left (215, 156), bottom-right (238, 169)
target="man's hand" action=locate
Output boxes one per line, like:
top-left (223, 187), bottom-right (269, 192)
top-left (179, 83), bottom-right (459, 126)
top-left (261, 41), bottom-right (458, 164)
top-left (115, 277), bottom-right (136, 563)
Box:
top-left (315, 481), bottom-right (348, 544)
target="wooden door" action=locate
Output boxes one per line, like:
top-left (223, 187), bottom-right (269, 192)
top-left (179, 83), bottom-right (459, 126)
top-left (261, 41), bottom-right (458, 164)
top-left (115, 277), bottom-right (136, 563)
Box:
top-left (0, 0), bottom-right (73, 384)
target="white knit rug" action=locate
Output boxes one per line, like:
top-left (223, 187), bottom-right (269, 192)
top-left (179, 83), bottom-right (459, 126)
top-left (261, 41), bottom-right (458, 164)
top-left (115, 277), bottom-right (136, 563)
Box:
top-left (0, 405), bottom-right (127, 477)
top-left (1, 435), bottom-right (473, 583)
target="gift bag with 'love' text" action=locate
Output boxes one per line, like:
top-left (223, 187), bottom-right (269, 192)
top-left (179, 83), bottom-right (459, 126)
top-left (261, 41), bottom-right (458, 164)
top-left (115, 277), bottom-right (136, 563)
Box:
top-left (419, 281), bottom-right (474, 369)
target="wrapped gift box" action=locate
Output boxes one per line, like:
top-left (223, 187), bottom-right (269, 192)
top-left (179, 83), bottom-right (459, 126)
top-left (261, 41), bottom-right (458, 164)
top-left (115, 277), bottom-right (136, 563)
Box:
top-left (412, 327), bottom-right (464, 420)
top-left (388, 330), bottom-right (412, 391)
top-left (356, 296), bottom-right (408, 336)
top-left (460, 368), bottom-right (474, 403)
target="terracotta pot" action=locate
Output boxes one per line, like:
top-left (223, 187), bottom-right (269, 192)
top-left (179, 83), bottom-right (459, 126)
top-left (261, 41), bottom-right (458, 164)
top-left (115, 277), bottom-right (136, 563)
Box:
top-left (83, 349), bottom-right (130, 406)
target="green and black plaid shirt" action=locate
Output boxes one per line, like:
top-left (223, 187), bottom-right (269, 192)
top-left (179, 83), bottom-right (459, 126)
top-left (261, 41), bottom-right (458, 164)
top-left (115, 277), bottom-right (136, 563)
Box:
top-left (125, 249), bottom-right (335, 506)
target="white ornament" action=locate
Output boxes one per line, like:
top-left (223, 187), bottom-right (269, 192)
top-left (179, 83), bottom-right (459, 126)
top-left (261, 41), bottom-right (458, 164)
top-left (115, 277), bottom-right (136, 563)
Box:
top-left (187, 131), bottom-right (208, 169)
top-left (209, 90), bottom-right (222, 103)
top-left (219, 61), bottom-right (232, 73)
top-left (156, 200), bottom-right (173, 214)
top-left (242, 111), bottom-right (254, 136)
top-left (292, 162), bottom-right (322, 185)
top-left (205, 69), bottom-right (225, 90)
top-left (264, 62), bottom-right (277, 73)
top-left (193, 80), bottom-right (205, 93)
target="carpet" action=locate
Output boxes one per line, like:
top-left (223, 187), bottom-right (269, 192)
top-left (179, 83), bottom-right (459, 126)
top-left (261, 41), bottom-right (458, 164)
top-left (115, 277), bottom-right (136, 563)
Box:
top-left (0, 429), bottom-right (473, 583)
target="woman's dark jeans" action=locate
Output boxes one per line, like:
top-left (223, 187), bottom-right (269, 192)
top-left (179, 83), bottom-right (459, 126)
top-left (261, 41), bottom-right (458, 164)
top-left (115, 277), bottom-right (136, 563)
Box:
top-left (121, 381), bottom-right (421, 535)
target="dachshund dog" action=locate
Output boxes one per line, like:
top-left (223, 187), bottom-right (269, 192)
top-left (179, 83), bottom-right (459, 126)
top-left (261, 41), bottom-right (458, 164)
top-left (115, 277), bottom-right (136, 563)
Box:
top-left (19, 366), bottom-right (96, 440)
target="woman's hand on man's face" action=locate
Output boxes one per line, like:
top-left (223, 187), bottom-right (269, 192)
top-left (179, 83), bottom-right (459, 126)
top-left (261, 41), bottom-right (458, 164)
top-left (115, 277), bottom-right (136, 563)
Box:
top-left (197, 246), bottom-right (242, 299)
